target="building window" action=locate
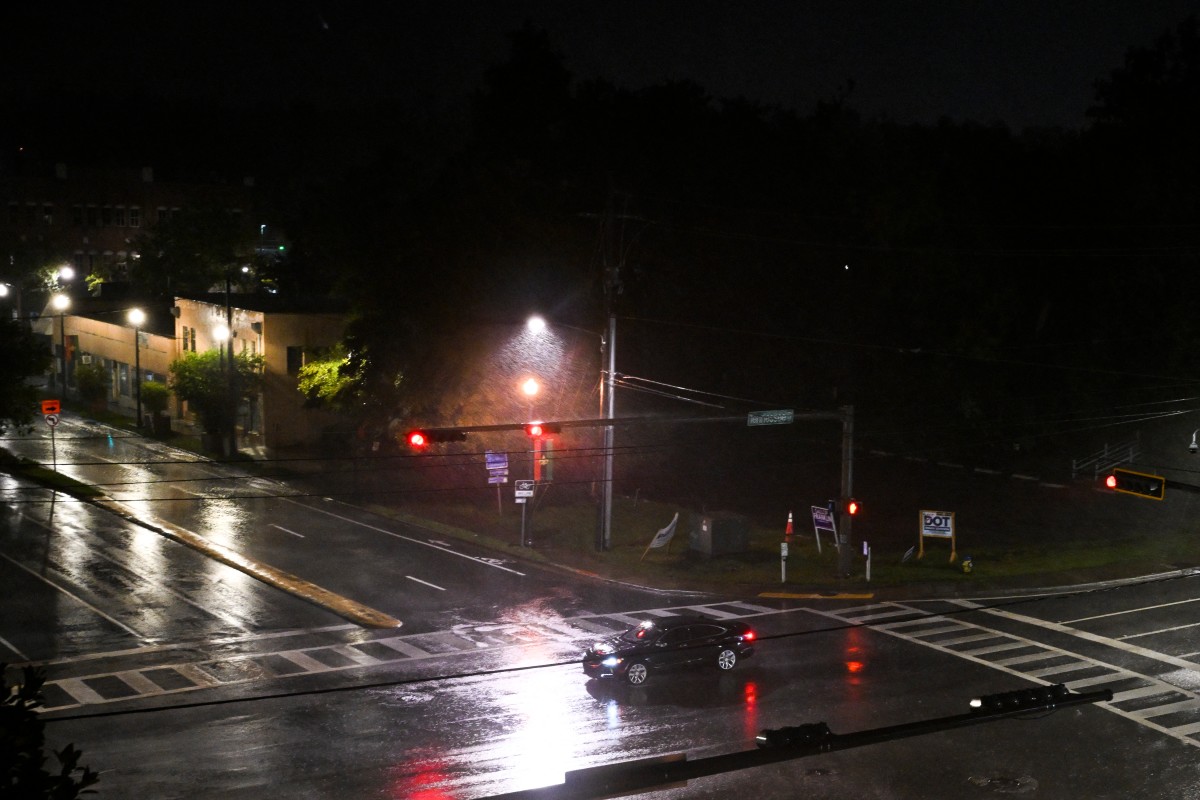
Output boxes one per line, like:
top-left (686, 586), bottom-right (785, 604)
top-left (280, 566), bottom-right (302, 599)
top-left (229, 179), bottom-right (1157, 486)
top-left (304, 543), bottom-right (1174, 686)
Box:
top-left (286, 346), bottom-right (304, 376)
top-left (101, 206), bottom-right (112, 227)
top-left (42, 204), bottom-right (53, 225)
top-left (129, 207), bottom-right (141, 227)
top-left (86, 206), bottom-right (98, 227)
top-left (182, 327), bottom-right (190, 352)
top-left (189, 327), bottom-right (197, 351)
top-left (72, 205), bottom-right (83, 226)
top-left (118, 363), bottom-right (130, 397)
top-left (114, 206), bottom-right (126, 226)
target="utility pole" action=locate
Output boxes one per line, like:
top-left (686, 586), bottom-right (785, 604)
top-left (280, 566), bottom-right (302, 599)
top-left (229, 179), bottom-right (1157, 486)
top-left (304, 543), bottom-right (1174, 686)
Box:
top-left (836, 404), bottom-right (855, 577)
top-left (225, 273), bottom-right (236, 458)
top-left (600, 312), bottom-right (616, 550)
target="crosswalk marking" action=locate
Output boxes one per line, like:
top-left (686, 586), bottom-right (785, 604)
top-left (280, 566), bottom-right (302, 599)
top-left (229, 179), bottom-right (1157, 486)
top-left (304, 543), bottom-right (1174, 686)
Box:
top-left (32, 600), bottom-right (765, 711)
top-left (820, 600), bottom-right (1200, 748)
top-left (33, 590), bottom-right (1200, 759)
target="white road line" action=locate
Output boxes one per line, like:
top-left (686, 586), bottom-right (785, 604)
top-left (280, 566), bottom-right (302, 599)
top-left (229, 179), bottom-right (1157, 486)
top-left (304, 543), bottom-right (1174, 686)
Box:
top-left (1121, 621), bottom-right (1200, 640)
top-left (0, 552), bottom-right (144, 639)
top-left (953, 599), bottom-right (1200, 672)
top-left (819, 602), bottom-right (1200, 749)
top-left (406, 575), bottom-right (445, 591)
top-left (280, 498), bottom-right (526, 576)
top-left (271, 524), bottom-right (304, 538)
top-left (1063, 596), bottom-right (1200, 625)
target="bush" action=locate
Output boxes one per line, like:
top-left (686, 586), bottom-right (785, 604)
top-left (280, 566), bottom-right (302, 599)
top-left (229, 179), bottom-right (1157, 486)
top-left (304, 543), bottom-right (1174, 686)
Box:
top-left (73, 362), bottom-right (108, 406)
top-left (1, 663), bottom-right (99, 797)
top-left (141, 380), bottom-right (170, 416)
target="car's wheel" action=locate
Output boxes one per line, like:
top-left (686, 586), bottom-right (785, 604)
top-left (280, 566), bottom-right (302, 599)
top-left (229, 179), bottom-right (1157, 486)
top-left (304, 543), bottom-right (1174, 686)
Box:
top-left (717, 648), bottom-right (738, 671)
top-left (625, 662), bottom-right (649, 685)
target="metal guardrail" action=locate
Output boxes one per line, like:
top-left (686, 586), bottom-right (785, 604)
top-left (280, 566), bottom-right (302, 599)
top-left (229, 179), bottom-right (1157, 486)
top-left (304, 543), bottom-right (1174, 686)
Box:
top-left (1071, 433), bottom-right (1140, 479)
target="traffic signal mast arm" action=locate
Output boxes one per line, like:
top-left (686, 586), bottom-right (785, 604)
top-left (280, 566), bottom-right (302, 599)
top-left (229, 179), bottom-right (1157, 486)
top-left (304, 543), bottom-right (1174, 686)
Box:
top-left (409, 409), bottom-right (851, 440)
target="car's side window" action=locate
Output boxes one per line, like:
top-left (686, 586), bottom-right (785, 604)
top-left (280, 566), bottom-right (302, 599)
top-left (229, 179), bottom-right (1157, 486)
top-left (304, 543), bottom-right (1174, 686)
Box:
top-left (660, 627), bottom-right (694, 645)
top-left (689, 625), bottom-right (724, 641)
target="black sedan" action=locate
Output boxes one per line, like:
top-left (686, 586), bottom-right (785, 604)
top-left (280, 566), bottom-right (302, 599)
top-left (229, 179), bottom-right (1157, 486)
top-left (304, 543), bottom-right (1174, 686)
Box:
top-left (582, 617), bottom-right (756, 685)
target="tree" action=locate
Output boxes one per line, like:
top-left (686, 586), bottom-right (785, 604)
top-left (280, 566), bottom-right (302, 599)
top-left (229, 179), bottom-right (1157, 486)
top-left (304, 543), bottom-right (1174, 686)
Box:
top-left (1, 663), bottom-right (99, 798)
top-left (296, 344), bottom-right (360, 411)
top-left (167, 349), bottom-right (263, 438)
top-left (0, 319), bottom-right (51, 433)
top-left (131, 205), bottom-right (258, 300)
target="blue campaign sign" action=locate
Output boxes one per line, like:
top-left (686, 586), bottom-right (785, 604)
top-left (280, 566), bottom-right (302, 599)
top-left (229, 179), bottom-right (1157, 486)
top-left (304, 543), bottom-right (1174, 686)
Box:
top-left (810, 505), bottom-right (837, 532)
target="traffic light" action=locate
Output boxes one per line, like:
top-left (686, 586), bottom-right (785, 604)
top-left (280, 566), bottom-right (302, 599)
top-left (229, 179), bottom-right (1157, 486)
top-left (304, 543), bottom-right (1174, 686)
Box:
top-left (524, 422), bottom-right (562, 438)
top-left (405, 429), bottom-right (467, 449)
top-left (846, 498), bottom-right (860, 516)
top-left (1104, 467), bottom-right (1165, 500)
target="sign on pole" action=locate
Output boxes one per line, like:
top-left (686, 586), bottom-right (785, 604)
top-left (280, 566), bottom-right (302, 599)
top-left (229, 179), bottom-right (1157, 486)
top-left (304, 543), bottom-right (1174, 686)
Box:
top-left (515, 479), bottom-right (535, 498)
top-left (810, 505), bottom-right (836, 553)
top-left (41, 399), bottom-right (60, 415)
top-left (918, 510), bottom-right (957, 562)
top-left (747, 409), bottom-right (795, 426)
top-left (485, 450), bottom-right (509, 485)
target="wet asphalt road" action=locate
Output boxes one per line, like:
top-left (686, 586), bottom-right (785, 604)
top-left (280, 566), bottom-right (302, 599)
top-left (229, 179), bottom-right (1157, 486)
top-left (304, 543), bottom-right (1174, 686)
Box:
top-left (3, 416), bottom-right (1199, 798)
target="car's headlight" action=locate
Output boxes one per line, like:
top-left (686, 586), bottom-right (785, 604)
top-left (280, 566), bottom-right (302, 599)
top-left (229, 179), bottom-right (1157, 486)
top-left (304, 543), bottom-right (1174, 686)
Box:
top-left (601, 657), bottom-right (621, 668)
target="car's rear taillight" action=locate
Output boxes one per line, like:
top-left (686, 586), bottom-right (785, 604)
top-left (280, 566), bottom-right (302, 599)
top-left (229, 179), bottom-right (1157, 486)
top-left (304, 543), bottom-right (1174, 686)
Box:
top-left (742, 630), bottom-right (756, 641)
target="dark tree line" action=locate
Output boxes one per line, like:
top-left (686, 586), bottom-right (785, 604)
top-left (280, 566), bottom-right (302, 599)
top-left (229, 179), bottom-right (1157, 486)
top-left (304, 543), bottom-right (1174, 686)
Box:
top-left (5, 16), bottom-right (1199, 450)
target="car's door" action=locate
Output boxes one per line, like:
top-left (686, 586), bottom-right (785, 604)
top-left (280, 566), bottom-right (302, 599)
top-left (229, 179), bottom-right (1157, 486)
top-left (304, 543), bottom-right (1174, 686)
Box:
top-left (679, 623), bottom-right (726, 667)
top-left (649, 626), bottom-right (698, 671)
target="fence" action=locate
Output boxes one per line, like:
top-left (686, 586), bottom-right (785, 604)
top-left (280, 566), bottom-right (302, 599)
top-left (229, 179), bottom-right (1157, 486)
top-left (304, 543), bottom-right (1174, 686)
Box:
top-left (1071, 433), bottom-right (1141, 479)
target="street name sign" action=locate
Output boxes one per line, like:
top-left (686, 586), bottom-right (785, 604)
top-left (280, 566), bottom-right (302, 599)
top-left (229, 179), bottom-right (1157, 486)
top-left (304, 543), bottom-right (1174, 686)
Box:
top-left (747, 409), bottom-right (794, 426)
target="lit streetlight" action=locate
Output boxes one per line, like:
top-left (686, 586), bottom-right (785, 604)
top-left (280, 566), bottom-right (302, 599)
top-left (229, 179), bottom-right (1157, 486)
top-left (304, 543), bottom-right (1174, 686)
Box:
top-left (526, 314), bottom-right (615, 551)
top-left (521, 377), bottom-right (542, 482)
top-left (127, 308), bottom-right (145, 427)
top-left (51, 292), bottom-right (70, 396)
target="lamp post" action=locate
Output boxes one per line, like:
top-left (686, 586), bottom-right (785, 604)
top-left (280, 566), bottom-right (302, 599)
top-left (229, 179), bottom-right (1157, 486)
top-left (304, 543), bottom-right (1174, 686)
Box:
top-left (526, 314), bottom-right (613, 550)
top-left (127, 308), bottom-right (145, 427)
top-left (51, 292), bottom-right (70, 396)
top-left (521, 377), bottom-right (541, 482)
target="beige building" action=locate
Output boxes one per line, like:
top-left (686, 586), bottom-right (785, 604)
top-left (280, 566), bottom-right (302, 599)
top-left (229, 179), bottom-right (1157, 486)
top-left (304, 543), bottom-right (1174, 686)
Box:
top-left (40, 293), bottom-right (347, 454)
top-left (173, 294), bottom-right (348, 452)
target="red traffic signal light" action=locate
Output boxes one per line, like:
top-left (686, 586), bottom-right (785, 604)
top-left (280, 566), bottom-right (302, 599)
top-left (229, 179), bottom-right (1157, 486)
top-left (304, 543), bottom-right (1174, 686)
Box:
top-left (1104, 467), bottom-right (1164, 500)
top-left (524, 422), bottom-right (561, 438)
top-left (405, 429), bottom-right (467, 449)
top-left (846, 498), bottom-right (860, 516)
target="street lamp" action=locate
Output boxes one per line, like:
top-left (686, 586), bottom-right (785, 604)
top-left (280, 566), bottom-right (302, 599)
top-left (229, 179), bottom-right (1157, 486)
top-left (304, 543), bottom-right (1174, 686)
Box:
top-left (521, 377), bottom-right (541, 481)
top-left (51, 292), bottom-right (70, 396)
top-left (526, 314), bottom-right (614, 551)
top-left (127, 308), bottom-right (145, 427)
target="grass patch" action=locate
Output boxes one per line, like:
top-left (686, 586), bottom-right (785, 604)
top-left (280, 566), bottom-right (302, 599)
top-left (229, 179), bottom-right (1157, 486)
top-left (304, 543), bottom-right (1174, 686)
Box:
top-left (0, 449), bottom-right (102, 498)
top-left (377, 494), bottom-right (1196, 592)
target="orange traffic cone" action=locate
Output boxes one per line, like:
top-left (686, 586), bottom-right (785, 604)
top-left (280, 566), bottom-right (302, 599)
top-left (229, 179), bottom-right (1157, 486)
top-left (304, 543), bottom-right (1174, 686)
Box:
top-left (785, 511), bottom-right (793, 536)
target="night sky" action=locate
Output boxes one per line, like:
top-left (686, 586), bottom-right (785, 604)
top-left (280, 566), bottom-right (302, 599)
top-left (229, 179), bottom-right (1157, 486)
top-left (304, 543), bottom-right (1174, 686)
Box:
top-left (5, 1), bottom-right (1198, 132)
